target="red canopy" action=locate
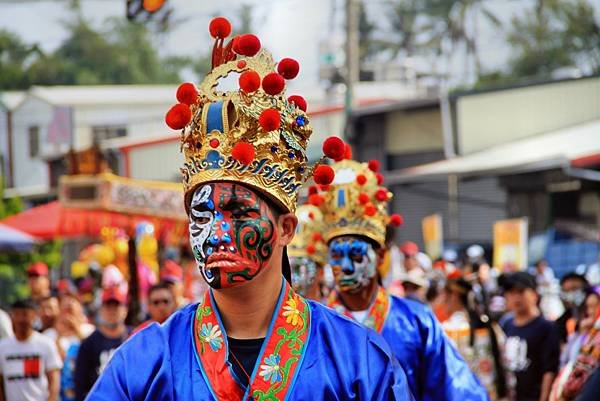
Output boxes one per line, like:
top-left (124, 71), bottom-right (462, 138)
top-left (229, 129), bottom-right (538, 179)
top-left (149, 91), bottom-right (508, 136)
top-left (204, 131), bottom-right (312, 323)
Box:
top-left (0, 201), bottom-right (186, 241)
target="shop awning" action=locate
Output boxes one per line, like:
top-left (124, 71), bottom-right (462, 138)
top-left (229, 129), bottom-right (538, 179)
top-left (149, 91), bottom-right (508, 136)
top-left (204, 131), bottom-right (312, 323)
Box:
top-left (0, 201), bottom-right (186, 241)
top-left (386, 119), bottom-right (600, 184)
top-left (0, 223), bottom-right (37, 252)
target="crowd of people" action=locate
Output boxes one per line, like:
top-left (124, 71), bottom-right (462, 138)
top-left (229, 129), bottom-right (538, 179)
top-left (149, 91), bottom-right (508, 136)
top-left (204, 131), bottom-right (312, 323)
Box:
top-left (1, 238), bottom-right (598, 401)
top-left (0, 261), bottom-right (181, 401)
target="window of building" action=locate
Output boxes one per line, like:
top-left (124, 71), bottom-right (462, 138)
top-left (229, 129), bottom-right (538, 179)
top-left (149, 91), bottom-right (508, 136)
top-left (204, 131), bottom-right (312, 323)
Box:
top-left (91, 126), bottom-right (127, 143)
top-left (28, 126), bottom-right (40, 157)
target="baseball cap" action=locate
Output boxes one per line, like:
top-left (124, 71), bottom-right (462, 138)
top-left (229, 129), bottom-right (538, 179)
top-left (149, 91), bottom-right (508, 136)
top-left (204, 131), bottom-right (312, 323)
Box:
top-left (400, 268), bottom-right (429, 288)
top-left (499, 271), bottom-right (537, 292)
top-left (160, 260), bottom-right (183, 283)
top-left (27, 262), bottom-right (48, 277)
top-left (400, 241), bottom-right (419, 257)
top-left (101, 286), bottom-right (127, 304)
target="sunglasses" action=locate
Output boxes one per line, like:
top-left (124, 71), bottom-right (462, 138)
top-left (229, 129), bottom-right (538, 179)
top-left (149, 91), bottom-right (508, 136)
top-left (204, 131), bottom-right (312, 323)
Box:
top-left (150, 298), bottom-right (172, 306)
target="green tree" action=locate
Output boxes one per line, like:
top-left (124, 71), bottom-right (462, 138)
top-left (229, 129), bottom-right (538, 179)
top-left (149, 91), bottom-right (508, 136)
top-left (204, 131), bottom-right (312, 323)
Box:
top-left (0, 177), bottom-right (63, 307)
top-left (0, 30), bottom-right (38, 90)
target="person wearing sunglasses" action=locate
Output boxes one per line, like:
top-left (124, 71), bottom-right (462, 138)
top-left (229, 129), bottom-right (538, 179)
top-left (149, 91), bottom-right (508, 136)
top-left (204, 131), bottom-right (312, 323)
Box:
top-left (132, 283), bottom-right (176, 336)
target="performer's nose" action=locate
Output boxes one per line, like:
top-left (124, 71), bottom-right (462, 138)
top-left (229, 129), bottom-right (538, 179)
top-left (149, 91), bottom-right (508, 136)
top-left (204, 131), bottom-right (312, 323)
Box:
top-left (341, 257), bottom-right (354, 275)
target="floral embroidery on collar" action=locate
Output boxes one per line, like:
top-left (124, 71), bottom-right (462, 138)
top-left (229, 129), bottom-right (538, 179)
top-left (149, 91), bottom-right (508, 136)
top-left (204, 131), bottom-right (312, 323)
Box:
top-left (327, 285), bottom-right (390, 333)
top-left (192, 280), bottom-right (311, 400)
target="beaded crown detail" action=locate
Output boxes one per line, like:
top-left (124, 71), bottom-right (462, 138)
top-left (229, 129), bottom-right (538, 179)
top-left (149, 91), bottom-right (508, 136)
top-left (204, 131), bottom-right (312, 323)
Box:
top-left (165, 17), bottom-right (342, 213)
top-left (313, 159), bottom-right (403, 248)
top-left (288, 204), bottom-right (328, 266)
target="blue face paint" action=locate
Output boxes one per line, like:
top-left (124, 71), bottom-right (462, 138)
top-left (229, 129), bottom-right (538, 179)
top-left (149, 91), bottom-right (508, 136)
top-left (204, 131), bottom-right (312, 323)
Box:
top-left (328, 236), bottom-right (377, 293)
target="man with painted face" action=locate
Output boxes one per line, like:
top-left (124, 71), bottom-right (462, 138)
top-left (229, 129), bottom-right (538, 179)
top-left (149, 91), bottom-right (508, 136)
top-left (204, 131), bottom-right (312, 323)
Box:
top-left (317, 158), bottom-right (489, 401)
top-left (86, 17), bottom-right (412, 401)
top-left (287, 204), bottom-right (328, 301)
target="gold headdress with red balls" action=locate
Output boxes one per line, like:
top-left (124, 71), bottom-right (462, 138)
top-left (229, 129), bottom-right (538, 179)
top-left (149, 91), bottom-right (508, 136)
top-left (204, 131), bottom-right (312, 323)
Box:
top-left (165, 17), bottom-right (344, 213)
top-left (288, 204), bottom-right (328, 266)
top-left (311, 157), bottom-right (403, 248)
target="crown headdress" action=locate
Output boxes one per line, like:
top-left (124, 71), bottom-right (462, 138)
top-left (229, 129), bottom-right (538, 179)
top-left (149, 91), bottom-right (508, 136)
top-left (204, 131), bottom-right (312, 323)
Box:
top-left (165, 17), bottom-right (345, 213)
top-left (312, 158), bottom-right (403, 248)
top-left (288, 204), bottom-right (328, 266)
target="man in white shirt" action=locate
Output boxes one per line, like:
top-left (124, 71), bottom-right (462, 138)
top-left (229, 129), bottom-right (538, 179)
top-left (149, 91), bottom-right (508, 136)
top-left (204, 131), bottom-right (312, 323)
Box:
top-left (0, 298), bottom-right (62, 401)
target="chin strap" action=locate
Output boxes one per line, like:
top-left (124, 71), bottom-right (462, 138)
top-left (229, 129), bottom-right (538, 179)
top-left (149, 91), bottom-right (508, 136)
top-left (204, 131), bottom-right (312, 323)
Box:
top-left (282, 246), bottom-right (292, 285)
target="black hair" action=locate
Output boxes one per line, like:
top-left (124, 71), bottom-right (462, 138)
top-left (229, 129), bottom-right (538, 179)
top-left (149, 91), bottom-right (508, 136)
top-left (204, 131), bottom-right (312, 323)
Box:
top-left (11, 298), bottom-right (36, 310)
top-left (560, 272), bottom-right (589, 287)
top-left (149, 282), bottom-right (173, 297)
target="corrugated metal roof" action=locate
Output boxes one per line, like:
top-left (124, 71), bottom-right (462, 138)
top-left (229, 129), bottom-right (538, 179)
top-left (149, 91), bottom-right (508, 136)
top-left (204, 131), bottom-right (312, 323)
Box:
top-left (387, 119), bottom-right (600, 183)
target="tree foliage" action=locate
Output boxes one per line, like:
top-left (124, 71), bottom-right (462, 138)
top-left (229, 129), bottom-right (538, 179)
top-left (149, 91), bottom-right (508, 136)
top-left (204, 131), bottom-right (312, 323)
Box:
top-left (0, 16), bottom-right (184, 90)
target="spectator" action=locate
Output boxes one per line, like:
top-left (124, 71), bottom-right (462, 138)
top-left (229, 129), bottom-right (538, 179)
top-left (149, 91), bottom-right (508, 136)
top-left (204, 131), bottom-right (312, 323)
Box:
top-left (26, 262), bottom-right (51, 303)
top-left (550, 287), bottom-right (600, 401)
top-left (160, 260), bottom-right (186, 308)
top-left (132, 283), bottom-right (176, 335)
top-left (556, 273), bottom-right (589, 344)
top-left (38, 296), bottom-right (59, 333)
top-left (74, 287), bottom-right (129, 401)
top-left (44, 293), bottom-right (94, 355)
top-left (500, 272), bottom-right (560, 401)
top-left (0, 310), bottom-right (12, 340)
top-left (532, 260), bottom-right (556, 289)
top-left (399, 241), bottom-right (420, 271)
top-left (442, 277), bottom-right (513, 401)
top-left (400, 268), bottom-right (429, 303)
top-left (0, 298), bottom-right (62, 401)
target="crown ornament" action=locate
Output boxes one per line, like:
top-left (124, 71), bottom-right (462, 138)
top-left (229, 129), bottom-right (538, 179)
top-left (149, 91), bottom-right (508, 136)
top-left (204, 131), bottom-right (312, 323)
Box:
top-left (312, 157), bottom-right (403, 248)
top-left (165, 17), bottom-right (345, 213)
top-left (288, 204), bottom-right (328, 266)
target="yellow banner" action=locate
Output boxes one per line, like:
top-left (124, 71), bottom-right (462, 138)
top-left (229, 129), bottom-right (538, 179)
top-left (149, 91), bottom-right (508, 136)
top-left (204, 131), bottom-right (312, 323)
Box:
top-left (422, 214), bottom-right (443, 260)
top-left (493, 218), bottom-right (528, 271)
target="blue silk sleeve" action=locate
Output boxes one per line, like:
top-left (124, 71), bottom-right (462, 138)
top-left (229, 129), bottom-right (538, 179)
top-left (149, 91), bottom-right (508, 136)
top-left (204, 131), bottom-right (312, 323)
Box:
top-left (382, 297), bottom-right (489, 401)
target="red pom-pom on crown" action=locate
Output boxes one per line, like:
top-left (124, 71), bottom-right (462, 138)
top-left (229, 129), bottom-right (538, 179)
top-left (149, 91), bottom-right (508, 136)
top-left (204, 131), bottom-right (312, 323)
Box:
top-left (236, 34), bottom-right (261, 57)
top-left (313, 165), bottom-right (335, 185)
top-left (277, 58), bottom-right (300, 80)
top-left (312, 232), bottom-right (322, 242)
top-left (209, 17), bottom-right (232, 39)
top-left (368, 160), bottom-right (380, 173)
top-left (262, 72), bottom-right (285, 96)
top-left (358, 192), bottom-right (370, 204)
top-left (239, 70), bottom-right (261, 93)
top-left (306, 244), bottom-right (317, 254)
top-left (308, 194), bottom-right (325, 206)
top-left (259, 109), bottom-right (281, 131)
top-left (322, 136), bottom-right (345, 160)
top-left (231, 142), bottom-right (255, 165)
top-left (344, 144), bottom-right (353, 160)
top-left (376, 173), bottom-right (384, 185)
top-left (375, 188), bottom-right (389, 202)
top-left (165, 103), bottom-right (192, 130)
top-left (288, 95), bottom-right (307, 112)
top-left (308, 185), bottom-right (318, 196)
top-left (176, 83), bottom-right (198, 106)
top-left (364, 203), bottom-right (377, 217)
top-left (389, 214), bottom-right (404, 227)
top-left (356, 174), bottom-right (367, 186)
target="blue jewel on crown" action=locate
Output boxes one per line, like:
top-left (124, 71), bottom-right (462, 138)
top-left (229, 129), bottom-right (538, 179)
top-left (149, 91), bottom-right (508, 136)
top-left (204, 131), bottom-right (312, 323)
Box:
top-left (201, 150), bottom-right (225, 170)
top-left (295, 116), bottom-right (306, 127)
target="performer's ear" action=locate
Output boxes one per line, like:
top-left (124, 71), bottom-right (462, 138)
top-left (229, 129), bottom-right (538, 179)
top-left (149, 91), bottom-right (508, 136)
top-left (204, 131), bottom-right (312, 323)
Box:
top-left (277, 213), bottom-right (298, 247)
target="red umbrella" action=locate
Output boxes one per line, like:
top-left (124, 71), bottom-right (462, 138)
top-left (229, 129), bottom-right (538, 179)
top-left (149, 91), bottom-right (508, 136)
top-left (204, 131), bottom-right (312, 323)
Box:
top-left (0, 201), bottom-right (186, 241)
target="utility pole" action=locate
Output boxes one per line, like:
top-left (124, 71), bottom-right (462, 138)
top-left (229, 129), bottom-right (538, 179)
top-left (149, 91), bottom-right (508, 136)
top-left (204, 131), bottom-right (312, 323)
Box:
top-left (344, 0), bottom-right (359, 140)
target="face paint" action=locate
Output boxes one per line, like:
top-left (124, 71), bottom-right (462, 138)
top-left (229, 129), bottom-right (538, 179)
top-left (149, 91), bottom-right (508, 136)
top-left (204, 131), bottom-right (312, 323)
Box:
top-left (289, 256), bottom-right (318, 297)
top-left (328, 236), bottom-right (377, 293)
top-left (188, 182), bottom-right (278, 289)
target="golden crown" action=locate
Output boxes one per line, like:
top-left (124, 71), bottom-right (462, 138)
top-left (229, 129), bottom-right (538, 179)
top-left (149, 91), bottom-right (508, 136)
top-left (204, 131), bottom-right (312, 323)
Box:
top-left (313, 159), bottom-right (403, 248)
top-left (165, 17), bottom-right (343, 213)
top-left (288, 204), bottom-right (328, 266)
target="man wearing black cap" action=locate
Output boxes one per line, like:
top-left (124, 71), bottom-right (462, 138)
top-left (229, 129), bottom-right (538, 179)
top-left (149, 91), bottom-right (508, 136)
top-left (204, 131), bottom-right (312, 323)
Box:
top-left (500, 272), bottom-right (560, 401)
